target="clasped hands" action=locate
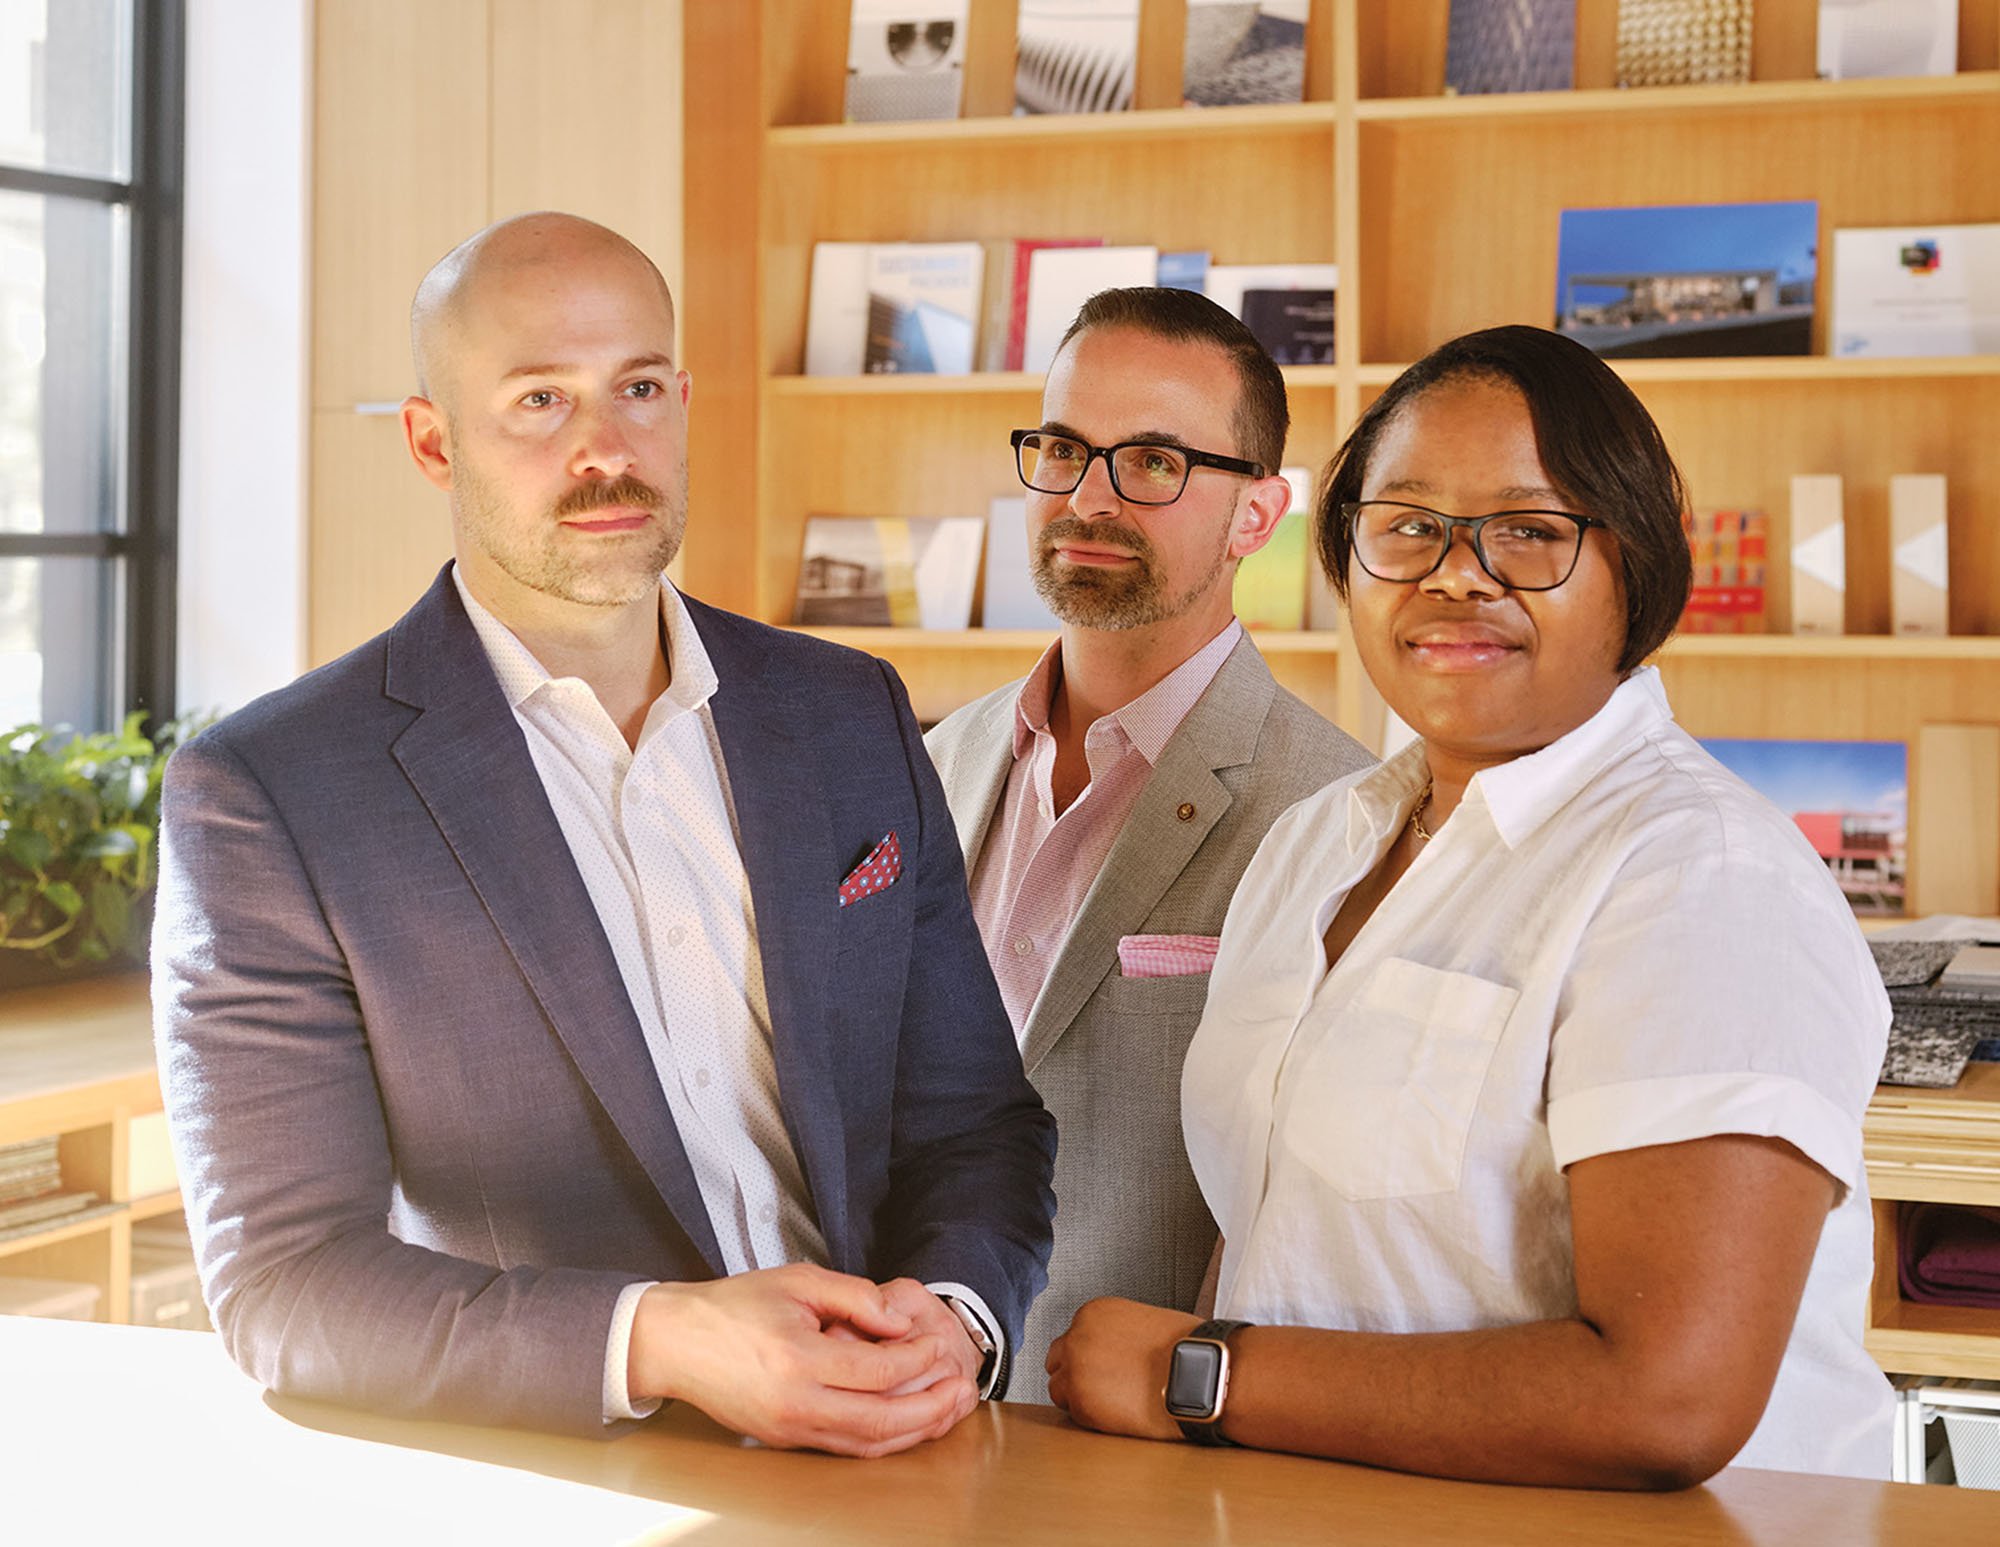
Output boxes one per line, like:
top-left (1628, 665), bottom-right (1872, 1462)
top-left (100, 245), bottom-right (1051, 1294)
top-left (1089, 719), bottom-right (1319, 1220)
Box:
top-left (630, 1263), bottom-right (984, 1458)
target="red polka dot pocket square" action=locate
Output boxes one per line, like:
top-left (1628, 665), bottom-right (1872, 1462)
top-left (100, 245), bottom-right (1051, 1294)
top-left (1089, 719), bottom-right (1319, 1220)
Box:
top-left (837, 830), bottom-right (902, 908)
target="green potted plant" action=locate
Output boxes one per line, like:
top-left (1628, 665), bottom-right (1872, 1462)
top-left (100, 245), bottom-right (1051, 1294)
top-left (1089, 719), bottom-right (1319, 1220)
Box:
top-left (0, 712), bottom-right (199, 990)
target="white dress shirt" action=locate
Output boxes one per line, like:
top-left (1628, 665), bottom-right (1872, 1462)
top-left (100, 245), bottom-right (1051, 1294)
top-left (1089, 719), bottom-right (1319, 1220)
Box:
top-left (1182, 667), bottom-right (1895, 1478)
top-left (454, 571), bottom-right (998, 1418)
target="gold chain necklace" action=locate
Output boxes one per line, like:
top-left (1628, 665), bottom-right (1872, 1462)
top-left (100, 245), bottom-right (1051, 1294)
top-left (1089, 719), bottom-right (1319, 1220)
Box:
top-left (1408, 778), bottom-right (1435, 842)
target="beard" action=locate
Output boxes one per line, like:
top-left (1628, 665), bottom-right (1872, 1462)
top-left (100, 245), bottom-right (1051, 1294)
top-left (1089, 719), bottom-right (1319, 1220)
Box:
top-left (1030, 514), bottom-right (1229, 631)
top-left (452, 460), bottom-right (689, 608)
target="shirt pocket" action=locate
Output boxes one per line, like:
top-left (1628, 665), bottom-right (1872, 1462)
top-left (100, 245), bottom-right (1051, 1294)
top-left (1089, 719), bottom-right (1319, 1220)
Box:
top-left (1285, 957), bottom-right (1519, 1202)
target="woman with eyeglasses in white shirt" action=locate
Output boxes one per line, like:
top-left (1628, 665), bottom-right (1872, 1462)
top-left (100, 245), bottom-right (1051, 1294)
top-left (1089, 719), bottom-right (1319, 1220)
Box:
top-left (1045, 325), bottom-right (1894, 1487)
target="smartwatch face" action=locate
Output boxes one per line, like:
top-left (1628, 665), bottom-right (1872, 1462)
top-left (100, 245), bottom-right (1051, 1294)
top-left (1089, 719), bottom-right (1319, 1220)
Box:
top-left (1164, 1339), bottom-right (1225, 1419)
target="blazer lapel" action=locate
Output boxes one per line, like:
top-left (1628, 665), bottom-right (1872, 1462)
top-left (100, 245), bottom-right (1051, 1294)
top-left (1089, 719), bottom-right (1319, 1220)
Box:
top-left (385, 568), bottom-right (725, 1274)
top-left (1020, 639), bottom-right (1278, 1074)
top-left (687, 600), bottom-right (853, 1269)
top-left (938, 690), bottom-right (1018, 871)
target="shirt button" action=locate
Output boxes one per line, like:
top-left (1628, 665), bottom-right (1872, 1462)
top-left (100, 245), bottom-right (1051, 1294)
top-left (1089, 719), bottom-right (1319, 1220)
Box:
top-left (1013, 937), bottom-right (1034, 956)
top-left (759, 1203), bottom-right (777, 1224)
top-left (695, 1067), bottom-right (712, 1089)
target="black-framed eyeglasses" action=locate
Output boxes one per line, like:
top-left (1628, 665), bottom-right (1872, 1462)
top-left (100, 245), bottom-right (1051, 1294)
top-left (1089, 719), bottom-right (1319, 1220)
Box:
top-left (1011, 429), bottom-right (1266, 507)
top-left (1341, 501), bottom-right (1609, 592)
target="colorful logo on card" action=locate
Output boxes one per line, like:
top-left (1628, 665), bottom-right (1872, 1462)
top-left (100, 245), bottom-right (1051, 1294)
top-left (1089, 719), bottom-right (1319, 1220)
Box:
top-left (1898, 240), bottom-right (1941, 275)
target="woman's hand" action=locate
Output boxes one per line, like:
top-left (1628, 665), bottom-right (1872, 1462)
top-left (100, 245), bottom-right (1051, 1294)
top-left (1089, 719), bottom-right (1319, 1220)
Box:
top-left (1045, 1297), bottom-right (1202, 1440)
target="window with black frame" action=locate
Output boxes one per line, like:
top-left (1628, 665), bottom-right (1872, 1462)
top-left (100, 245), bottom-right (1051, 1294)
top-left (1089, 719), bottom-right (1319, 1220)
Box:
top-left (0, 0), bottom-right (181, 733)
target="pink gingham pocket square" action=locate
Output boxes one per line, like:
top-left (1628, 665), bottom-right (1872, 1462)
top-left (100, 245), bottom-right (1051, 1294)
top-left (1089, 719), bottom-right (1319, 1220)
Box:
top-left (838, 831), bottom-right (901, 908)
top-left (1117, 934), bottom-right (1220, 978)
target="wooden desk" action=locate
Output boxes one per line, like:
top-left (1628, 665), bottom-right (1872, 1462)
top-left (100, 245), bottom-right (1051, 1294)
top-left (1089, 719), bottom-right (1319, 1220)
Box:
top-left (4, 1319), bottom-right (1995, 1546)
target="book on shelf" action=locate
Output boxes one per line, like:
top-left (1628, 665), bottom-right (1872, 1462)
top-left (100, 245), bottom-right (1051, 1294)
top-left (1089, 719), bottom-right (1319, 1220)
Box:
top-left (986, 238), bottom-right (1104, 372)
top-left (1016, 0), bottom-right (1138, 115)
top-left (1183, 0), bottom-right (1308, 107)
top-left (1700, 737), bottom-right (1908, 917)
top-left (1205, 263), bottom-right (1337, 364)
top-left (1830, 223), bottom-right (2000, 358)
top-left (0, 1188), bottom-right (99, 1233)
top-left (1817, 0), bottom-right (1958, 81)
top-left (1615, 0), bottom-right (1752, 88)
top-left (1554, 200), bottom-right (1817, 359)
top-left (981, 496), bottom-right (1064, 632)
top-left (805, 242), bottom-right (984, 377)
top-left (793, 515), bottom-right (985, 629)
top-left (1021, 244), bottom-right (1159, 373)
top-left (1157, 250), bottom-right (1211, 294)
top-left (1680, 508), bottom-right (1767, 634)
top-left (1445, 0), bottom-right (1576, 95)
top-left (1232, 466), bottom-right (1312, 630)
top-left (844, 0), bottom-right (969, 123)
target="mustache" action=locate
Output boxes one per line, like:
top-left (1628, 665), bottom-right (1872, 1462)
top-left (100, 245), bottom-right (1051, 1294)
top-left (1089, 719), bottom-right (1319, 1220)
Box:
top-left (555, 476), bottom-right (663, 518)
top-left (1037, 516), bottom-right (1156, 564)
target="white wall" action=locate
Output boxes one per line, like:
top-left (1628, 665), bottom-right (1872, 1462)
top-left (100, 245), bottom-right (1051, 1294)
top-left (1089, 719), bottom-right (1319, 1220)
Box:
top-left (175, 0), bottom-right (311, 715)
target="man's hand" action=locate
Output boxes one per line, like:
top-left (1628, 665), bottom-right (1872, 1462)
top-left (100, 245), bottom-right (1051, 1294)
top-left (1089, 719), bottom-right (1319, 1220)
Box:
top-left (875, 1279), bottom-right (984, 1399)
top-left (628, 1263), bottom-right (975, 1457)
top-left (1045, 1297), bottom-right (1200, 1441)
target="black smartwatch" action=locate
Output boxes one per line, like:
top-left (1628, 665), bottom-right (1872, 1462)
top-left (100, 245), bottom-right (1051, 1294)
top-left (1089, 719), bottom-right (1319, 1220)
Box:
top-left (1164, 1318), bottom-right (1251, 1445)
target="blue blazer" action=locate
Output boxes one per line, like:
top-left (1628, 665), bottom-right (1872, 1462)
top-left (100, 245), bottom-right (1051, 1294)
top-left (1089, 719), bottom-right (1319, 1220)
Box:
top-left (153, 567), bottom-right (1055, 1434)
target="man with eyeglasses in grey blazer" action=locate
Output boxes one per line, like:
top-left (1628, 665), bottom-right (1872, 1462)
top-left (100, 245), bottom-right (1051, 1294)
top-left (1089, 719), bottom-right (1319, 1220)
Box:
top-left (925, 287), bottom-right (1373, 1403)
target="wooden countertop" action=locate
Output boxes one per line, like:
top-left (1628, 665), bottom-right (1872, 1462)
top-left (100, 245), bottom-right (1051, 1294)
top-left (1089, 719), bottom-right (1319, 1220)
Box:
top-left (0, 973), bottom-right (156, 1146)
top-left (4, 1319), bottom-right (1995, 1545)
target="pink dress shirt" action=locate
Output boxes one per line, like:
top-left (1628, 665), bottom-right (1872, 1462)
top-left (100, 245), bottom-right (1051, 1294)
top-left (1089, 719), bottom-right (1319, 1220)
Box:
top-left (970, 620), bottom-right (1243, 1037)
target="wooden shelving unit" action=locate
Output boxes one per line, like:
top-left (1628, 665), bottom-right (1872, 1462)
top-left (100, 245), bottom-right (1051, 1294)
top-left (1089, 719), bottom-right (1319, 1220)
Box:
top-left (0, 976), bottom-right (170, 1324)
top-left (675, 0), bottom-right (2000, 1385)
top-left (1865, 1063), bottom-right (2000, 1380)
top-left (682, 0), bottom-right (2000, 900)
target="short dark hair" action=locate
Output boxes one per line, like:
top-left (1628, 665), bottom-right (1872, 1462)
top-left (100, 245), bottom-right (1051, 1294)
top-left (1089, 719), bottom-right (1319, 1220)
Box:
top-left (1315, 325), bottom-right (1690, 674)
top-left (1057, 286), bottom-right (1289, 474)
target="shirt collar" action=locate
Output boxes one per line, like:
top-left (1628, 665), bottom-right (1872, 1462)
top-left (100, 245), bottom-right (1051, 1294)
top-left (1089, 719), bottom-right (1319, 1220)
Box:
top-left (1472, 667), bottom-right (1672, 848)
top-left (1009, 619), bottom-right (1244, 766)
top-left (1340, 667), bottom-right (1673, 854)
top-left (451, 564), bottom-right (719, 717)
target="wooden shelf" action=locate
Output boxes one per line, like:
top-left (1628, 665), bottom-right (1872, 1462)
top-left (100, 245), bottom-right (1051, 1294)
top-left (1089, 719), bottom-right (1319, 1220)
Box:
top-left (1359, 357), bottom-right (2000, 388)
top-left (767, 100), bottom-right (1337, 152)
top-left (129, 1191), bottom-right (185, 1224)
top-left (1867, 1302), bottom-right (2000, 1381)
top-left (0, 975), bottom-right (165, 1323)
top-left (1661, 635), bottom-right (2000, 665)
top-left (793, 626), bottom-right (1340, 655)
top-left (769, 363), bottom-right (1344, 398)
top-left (1356, 71), bottom-right (2000, 125)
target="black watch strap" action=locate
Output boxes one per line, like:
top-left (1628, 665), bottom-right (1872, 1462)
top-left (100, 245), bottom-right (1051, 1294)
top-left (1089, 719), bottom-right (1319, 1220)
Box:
top-left (1173, 1318), bottom-right (1251, 1446)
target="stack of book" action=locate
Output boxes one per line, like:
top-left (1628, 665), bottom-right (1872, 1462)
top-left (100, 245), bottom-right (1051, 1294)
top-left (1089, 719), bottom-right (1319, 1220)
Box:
top-left (0, 1136), bottom-right (98, 1240)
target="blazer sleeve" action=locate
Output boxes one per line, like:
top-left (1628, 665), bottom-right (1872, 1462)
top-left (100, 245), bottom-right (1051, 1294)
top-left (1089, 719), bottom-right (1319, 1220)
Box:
top-left (151, 729), bottom-right (645, 1436)
top-left (866, 660), bottom-right (1056, 1377)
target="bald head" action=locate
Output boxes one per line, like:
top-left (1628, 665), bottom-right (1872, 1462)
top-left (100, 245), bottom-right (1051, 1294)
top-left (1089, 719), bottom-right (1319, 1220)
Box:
top-left (409, 212), bottom-right (676, 409)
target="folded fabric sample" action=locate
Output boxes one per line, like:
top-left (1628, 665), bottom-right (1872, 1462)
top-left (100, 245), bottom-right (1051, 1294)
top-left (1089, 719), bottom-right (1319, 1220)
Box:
top-left (1899, 1202), bottom-right (2000, 1307)
top-left (1117, 934), bottom-right (1220, 978)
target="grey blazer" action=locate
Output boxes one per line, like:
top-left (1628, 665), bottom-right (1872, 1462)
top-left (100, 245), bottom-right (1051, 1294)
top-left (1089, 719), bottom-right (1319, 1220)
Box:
top-left (924, 635), bottom-right (1373, 1401)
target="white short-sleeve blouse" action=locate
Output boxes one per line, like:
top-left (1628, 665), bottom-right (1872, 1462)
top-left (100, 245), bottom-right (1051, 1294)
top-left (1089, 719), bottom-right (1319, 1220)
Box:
top-left (1182, 668), bottom-right (1894, 1478)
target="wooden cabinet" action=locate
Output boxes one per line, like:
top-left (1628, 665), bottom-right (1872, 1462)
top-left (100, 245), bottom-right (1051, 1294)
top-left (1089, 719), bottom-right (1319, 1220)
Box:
top-left (307, 0), bottom-right (687, 665)
top-left (0, 977), bottom-right (170, 1325)
top-left (682, 0), bottom-right (2000, 913)
top-left (1865, 1063), bottom-right (2000, 1380)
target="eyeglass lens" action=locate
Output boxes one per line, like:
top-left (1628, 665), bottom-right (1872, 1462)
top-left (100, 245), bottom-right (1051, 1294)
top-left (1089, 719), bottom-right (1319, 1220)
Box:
top-left (1017, 433), bottom-right (1190, 505)
top-left (1350, 502), bottom-right (1585, 590)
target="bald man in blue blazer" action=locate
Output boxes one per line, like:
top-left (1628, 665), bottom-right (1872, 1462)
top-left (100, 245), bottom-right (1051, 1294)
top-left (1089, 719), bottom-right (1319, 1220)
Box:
top-left (153, 214), bottom-right (1054, 1450)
